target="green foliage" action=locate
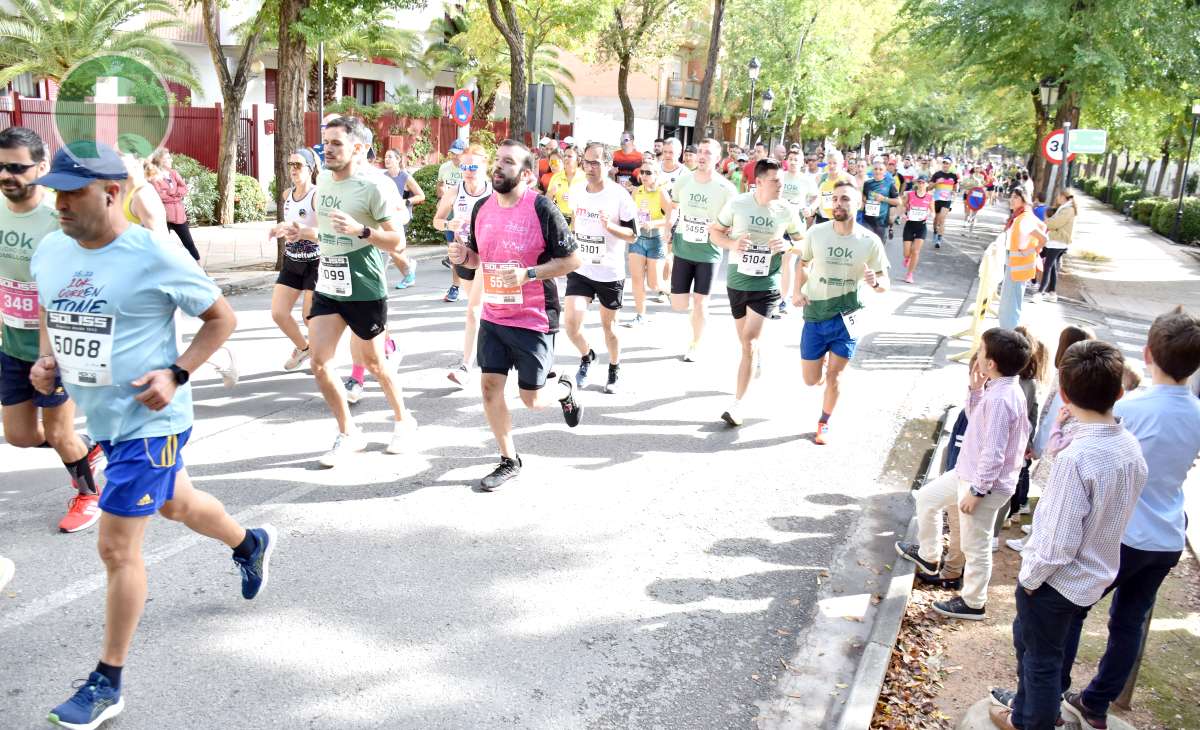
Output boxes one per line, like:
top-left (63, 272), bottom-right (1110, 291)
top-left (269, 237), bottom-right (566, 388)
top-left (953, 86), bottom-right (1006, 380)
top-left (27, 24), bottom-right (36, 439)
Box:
top-left (233, 174), bottom-right (268, 223)
top-left (1093, 180), bottom-right (1111, 202)
top-left (1151, 199), bottom-right (1175, 235)
top-left (470, 128), bottom-right (499, 159)
top-left (1151, 198), bottom-right (1200, 243)
top-left (407, 164), bottom-right (443, 245)
top-left (1134, 197), bottom-right (1168, 225)
top-left (409, 128), bottom-right (434, 163)
top-left (173, 154), bottom-right (218, 226)
top-left (1108, 181), bottom-right (1143, 210)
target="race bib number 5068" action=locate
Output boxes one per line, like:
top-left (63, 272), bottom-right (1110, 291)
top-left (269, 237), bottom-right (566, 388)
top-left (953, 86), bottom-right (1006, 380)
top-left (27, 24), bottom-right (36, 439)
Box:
top-left (47, 310), bottom-right (114, 386)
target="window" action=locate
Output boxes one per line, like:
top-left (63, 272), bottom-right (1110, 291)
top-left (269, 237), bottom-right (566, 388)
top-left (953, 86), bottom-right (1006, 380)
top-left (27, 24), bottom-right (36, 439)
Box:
top-left (264, 69), bottom-right (276, 106)
top-left (343, 78), bottom-right (384, 106)
top-left (9, 73), bottom-right (39, 98)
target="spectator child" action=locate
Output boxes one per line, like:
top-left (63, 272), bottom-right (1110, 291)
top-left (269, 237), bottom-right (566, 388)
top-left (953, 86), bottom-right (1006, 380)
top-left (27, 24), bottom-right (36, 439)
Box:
top-left (989, 340), bottom-right (1148, 730)
top-left (1058, 307), bottom-right (1200, 730)
top-left (1031, 326), bottom-right (1094, 460)
top-left (999, 327), bottom-right (1048, 540)
top-left (896, 328), bottom-right (1032, 621)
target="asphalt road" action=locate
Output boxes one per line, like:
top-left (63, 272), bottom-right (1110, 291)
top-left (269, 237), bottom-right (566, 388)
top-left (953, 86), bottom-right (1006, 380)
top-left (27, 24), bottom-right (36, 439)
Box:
top-left (0, 204), bottom-right (1001, 729)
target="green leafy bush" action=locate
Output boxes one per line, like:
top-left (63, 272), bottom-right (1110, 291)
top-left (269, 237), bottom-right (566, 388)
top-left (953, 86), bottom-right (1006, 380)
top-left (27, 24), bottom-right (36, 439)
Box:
top-left (1133, 197), bottom-right (1168, 225)
top-left (1151, 199), bottom-right (1175, 235)
top-left (234, 174), bottom-right (268, 222)
top-left (1112, 184), bottom-right (1145, 212)
top-left (1151, 198), bottom-right (1200, 243)
top-left (1093, 181), bottom-right (1111, 202)
top-left (173, 153), bottom-right (218, 226)
top-left (407, 164), bottom-right (442, 245)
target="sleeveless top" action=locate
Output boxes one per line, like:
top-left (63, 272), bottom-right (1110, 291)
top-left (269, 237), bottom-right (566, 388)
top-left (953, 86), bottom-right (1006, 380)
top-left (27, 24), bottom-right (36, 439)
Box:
top-left (905, 191), bottom-right (932, 222)
top-left (123, 184), bottom-right (143, 224)
top-left (282, 187), bottom-right (319, 261)
top-left (452, 180), bottom-right (493, 243)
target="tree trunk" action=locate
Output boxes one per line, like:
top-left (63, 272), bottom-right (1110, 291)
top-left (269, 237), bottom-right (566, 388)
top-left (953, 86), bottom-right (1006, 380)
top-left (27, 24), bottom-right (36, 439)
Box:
top-left (1121, 154), bottom-right (1132, 178)
top-left (487, 0), bottom-right (527, 143)
top-left (1141, 158), bottom-right (1153, 192)
top-left (1171, 156), bottom-right (1187, 198)
top-left (694, 0), bottom-right (725, 139)
top-left (1106, 148), bottom-right (1118, 200)
top-left (200, 0), bottom-right (266, 225)
top-left (1153, 136), bottom-right (1171, 196)
top-left (275, 0), bottom-right (309, 269)
top-left (617, 53), bottom-right (634, 134)
top-left (1030, 89), bottom-right (1050, 195)
top-left (1129, 158), bottom-right (1142, 186)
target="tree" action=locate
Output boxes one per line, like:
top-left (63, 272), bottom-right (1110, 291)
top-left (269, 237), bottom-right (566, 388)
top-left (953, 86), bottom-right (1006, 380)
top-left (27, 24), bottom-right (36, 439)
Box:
top-left (595, 0), bottom-right (695, 133)
top-left (199, 0), bottom-right (270, 225)
top-left (486, 0), bottom-right (528, 140)
top-left (0, 0), bottom-right (198, 89)
top-left (693, 0), bottom-right (724, 138)
top-left (425, 10), bottom-right (508, 122)
top-left (274, 0), bottom-right (309, 269)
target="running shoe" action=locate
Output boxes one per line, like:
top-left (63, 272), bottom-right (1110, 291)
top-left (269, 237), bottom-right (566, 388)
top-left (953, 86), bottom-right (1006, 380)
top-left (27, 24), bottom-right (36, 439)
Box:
top-left (344, 377), bottom-right (365, 404)
top-left (59, 493), bottom-right (101, 533)
top-left (1046, 292), bottom-right (1059, 303)
top-left (207, 347), bottom-right (239, 388)
top-left (385, 416), bottom-right (418, 454)
top-left (48, 672), bottom-right (123, 730)
top-left (888, 226), bottom-right (894, 240)
top-left (395, 262), bottom-right (417, 289)
top-left (318, 431), bottom-right (366, 469)
top-left (621, 313), bottom-right (645, 328)
top-left (1031, 292), bottom-right (1044, 304)
top-left (447, 363), bottom-right (471, 388)
top-left (480, 455), bottom-right (522, 491)
top-left (70, 439), bottom-right (105, 493)
top-left (777, 300), bottom-right (788, 316)
top-left (682, 344), bottom-right (698, 362)
top-left (932, 596), bottom-right (986, 620)
top-left (650, 291), bottom-right (666, 304)
top-left (603, 364), bottom-right (619, 394)
top-left (575, 349), bottom-right (596, 389)
top-left (283, 347), bottom-right (310, 371)
top-left (721, 402), bottom-right (743, 427)
top-left (814, 421), bottom-right (830, 445)
top-left (233, 524), bottom-right (277, 600)
top-left (1005, 537), bottom-right (1026, 552)
top-left (894, 541), bottom-right (940, 575)
top-left (904, 272), bottom-right (914, 284)
top-left (934, 234), bottom-right (942, 249)
top-left (1063, 691), bottom-right (1108, 729)
top-left (440, 256), bottom-right (453, 270)
top-left (443, 284), bottom-right (460, 303)
top-left (1017, 503), bottom-right (1031, 516)
top-left (0, 556), bottom-right (13, 592)
top-left (558, 375), bottom-right (583, 428)
top-left (1021, 524), bottom-right (1032, 535)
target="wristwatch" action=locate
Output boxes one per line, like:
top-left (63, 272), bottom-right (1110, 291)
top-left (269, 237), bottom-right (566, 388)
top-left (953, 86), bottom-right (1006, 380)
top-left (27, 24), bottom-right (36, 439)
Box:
top-left (525, 267), bottom-right (538, 282)
top-left (969, 486), bottom-right (987, 498)
top-left (169, 364), bottom-right (190, 385)
top-left (357, 225), bottom-right (371, 239)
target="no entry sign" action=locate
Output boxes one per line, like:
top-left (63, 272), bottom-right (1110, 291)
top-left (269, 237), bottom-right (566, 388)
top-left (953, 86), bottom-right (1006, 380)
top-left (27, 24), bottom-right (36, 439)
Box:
top-left (452, 89), bottom-right (473, 127)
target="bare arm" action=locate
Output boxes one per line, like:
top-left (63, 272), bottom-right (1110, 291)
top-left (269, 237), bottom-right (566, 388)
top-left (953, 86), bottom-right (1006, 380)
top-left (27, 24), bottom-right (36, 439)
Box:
top-left (405, 176), bottom-right (426, 207)
top-left (432, 194), bottom-right (456, 232)
top-left (131, 297), bottom-right (238, 411)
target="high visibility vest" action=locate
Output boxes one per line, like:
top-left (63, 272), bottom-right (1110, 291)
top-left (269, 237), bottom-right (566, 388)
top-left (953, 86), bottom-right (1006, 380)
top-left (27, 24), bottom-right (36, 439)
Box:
top-left (1006, 211), bottom-right (1043, 282)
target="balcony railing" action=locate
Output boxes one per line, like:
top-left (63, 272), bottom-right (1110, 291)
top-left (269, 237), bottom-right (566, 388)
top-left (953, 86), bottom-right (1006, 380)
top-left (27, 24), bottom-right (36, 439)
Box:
top-left (668, 76), bottom-right (702, 100)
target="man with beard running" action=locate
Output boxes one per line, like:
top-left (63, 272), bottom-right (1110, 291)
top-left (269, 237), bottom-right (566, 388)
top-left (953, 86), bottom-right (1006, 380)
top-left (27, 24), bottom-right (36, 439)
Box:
top-left (795, 181), bottom-right (889, 445)
top-left (664, 138), bottom-right (738, 362)
top-left (0, 126), bottom-right (104, 533)
top-left (564, 143), bottom-right (638, 394)
top-left (447, 140), bottom-right (584, 491)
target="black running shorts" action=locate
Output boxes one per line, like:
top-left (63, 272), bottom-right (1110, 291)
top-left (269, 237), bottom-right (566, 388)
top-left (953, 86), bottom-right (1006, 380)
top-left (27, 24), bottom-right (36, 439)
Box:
top-left (565, 272), bottom-right (624, 310)
top-left (308, 293), bottom-right (388, 340)
top-left (671, 257), bottom-right (716, 296)
top-left (477, 319), bottom-right (555, 391)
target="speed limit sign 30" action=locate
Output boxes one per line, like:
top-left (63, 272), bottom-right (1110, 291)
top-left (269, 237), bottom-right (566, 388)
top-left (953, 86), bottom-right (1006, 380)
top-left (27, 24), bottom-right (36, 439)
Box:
top-left (1041, 129), bottom-right (1078, 164)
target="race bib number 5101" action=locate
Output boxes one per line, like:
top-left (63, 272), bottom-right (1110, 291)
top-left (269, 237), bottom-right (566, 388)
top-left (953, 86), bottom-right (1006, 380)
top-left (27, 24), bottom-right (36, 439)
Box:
top-left (47, 310), bottom-right (114, 386)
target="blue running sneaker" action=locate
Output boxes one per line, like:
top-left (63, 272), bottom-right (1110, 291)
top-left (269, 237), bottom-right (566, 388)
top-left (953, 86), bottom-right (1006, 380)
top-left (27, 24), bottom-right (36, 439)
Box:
top-left (443, 284), bottom-right (460, 303)
top-left (48, 672), bottom-right (123, 730)
top-left (402, 261), bottom-right (417, 287)
top-left (233, 524), bottom-right (277, 600)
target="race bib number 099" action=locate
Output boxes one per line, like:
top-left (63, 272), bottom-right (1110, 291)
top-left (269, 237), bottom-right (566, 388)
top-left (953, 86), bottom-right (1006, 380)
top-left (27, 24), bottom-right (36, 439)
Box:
top-left (316, 256), bottom-right (352, 297)
top-left (47, 310), bottom-right (114, 386)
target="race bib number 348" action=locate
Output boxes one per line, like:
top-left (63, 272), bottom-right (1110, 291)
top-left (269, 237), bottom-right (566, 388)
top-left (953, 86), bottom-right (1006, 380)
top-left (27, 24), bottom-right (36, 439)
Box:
top-left (47, 310), bottom-right (114, 386)
top-left (0, 277), bottom-right (38, 329)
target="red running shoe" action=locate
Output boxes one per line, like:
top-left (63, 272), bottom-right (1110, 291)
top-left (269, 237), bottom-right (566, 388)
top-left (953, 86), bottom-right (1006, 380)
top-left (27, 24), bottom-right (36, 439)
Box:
top-left (59, 492), bottom-right (101, 533)
top-left (814, 421), bottom-right (830, 445)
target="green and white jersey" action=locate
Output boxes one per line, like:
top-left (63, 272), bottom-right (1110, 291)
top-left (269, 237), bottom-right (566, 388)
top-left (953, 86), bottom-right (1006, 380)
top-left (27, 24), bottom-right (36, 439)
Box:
top-left (669, 170), bottom-right (737, 264)
top-left (314, 168), bottom-right (400, 302)
top-left (0, 195), bottom-right (59, 361)
top-left (438, 160), bottom-right (463, 193)
top-left (715, 192), bottom-right (803, 292)
top-left (799, 221), bottom-right (888, 322)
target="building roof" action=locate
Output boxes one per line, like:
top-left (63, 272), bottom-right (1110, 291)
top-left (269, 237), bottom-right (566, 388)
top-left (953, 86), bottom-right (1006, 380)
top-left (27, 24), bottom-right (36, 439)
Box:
top-left (144, 1), bottom-right (208, 45)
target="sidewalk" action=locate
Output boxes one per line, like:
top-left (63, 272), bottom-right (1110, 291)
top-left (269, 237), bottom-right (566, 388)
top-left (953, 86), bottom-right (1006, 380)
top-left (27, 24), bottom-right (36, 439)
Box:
top-left (185, 221), bottom-right (449, 294)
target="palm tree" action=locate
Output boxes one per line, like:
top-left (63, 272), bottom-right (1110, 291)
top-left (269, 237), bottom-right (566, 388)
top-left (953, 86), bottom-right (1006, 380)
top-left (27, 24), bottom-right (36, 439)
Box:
top-left (308, 22), bottom-right (429, 109)
top-left (0, 0), bottom-right (198, 89)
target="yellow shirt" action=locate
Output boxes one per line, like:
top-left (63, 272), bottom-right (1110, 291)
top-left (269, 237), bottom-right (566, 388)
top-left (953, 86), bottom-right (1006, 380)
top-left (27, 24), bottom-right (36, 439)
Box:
top-left (818, 173), bottom-right (852, 218)
top-left (548, 169), bottom-right (585, 217)
top-left (632, 186), bottom-right (667, 237)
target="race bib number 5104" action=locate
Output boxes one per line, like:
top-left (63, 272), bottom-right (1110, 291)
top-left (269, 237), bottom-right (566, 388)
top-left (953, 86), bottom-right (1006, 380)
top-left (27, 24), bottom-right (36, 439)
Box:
top-left (47, 310), bottom-right (114, 386)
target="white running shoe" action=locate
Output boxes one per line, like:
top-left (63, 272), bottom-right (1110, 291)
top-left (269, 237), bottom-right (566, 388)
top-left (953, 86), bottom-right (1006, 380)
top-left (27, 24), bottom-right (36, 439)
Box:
top-left (622, 313), bottom-right (645, 328)
top-left (1031, 292), bottom-right (1044, 304)
top-left (319, 431), bottom-right (366, 468)
top-left (1021, 524), bottom-right (1032, 535)
top-left (385, 416), bottom-right (418, 454)
top-left (0, 555), bottom-right (13, 592)
top-left (284, 347), bottom-right (310, 371)
top-left (1005, 537), bottom-right (1026, 552)
top-left (447, 363), bottom-right (471, 388)
top-left (1018, 503), bottom-right (1031, 516)
top-left (344, 377), bottom-right (365, 404)
top-left (683, 344), bottom-right (698, 362)
top-left (207, 347), bottom-right (238, 388)
top-left (1046, 292), bottom-right (1058, 303)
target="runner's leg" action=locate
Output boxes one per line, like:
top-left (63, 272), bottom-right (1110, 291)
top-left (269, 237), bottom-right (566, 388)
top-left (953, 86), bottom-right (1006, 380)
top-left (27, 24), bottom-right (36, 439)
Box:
top-left (462, 277), bottom-right (482, 367)
top-left (41, 399), bottom-right (91, 485)
top-left (628, 253), bottom-right (647, 316)
top-left (908, 238), bottom-right (924, 275)
top-left (801, 356), bottom-right (826, 387)
top-left (563, 295), bottom-right (592, 356)
top-left (599, 305), bottom-right (620, 365)
top-left (308, 313), bottom-right (353, 433)
top-left (780, 252), bottom-right (795, 302)
top-left (822, 353), bottom-right (850, 416)
top-left (482, 373), bottom-right (516, 459)
top-left (734, 310), bottom-right (766, 399)
top-left (96, 512), bottom-right (151, 666)
top-left (270, 284), bottom-right (307, 351)
top-left (157, 468), bottom-right (247, 547)
top-left (350, 332), bottom-right (410, 422)
top-left (690, 293), bottom-right (709, 345)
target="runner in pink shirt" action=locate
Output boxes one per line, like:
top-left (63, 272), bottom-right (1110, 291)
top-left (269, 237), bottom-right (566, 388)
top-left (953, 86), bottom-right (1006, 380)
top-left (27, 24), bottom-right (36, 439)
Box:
top-left (448, 139), bottom-right (585, 491)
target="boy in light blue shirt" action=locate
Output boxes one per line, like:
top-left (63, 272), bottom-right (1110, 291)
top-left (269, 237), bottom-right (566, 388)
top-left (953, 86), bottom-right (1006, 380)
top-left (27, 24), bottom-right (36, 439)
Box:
top-left (1061, 306), bottom-right (1200, 729)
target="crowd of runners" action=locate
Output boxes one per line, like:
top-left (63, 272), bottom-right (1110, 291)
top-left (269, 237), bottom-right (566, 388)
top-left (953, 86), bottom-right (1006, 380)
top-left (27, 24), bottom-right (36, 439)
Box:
top-left (1, 117), bottom-right (1197, 730)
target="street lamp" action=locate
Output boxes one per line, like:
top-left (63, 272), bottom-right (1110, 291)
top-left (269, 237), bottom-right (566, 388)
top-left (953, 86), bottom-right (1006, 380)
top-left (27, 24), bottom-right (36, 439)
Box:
top-left (746, 57), bottom-right (761, 146)
top-left (761, 89), bottom-right (774, 150)
top-left (1039, 76), bottom-right (1062, 200)
top-left (1171, 99), bottom-right (1200, 241)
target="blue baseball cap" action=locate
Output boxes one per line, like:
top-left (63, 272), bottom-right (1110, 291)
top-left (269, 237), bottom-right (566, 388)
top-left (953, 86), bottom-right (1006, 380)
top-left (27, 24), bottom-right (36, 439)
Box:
top-left (33, 142), bottom-right (127, 191)
top-left (448, 139), bottom-right (466, 153)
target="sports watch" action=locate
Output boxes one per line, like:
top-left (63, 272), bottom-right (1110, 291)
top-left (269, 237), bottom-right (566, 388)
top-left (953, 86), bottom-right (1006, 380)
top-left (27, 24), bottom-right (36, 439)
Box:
top-left (358, 225), bottom-right (371, 239)
top-left (525, 267), bottom-right (538, 282)
top-left (169, 364), bottom-right (190, 385)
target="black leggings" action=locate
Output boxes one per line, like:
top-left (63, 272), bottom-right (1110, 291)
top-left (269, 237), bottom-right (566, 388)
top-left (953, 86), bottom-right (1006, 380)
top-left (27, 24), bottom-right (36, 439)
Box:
top-left (1039, 248), bottom-right (1066, 293)
top-left (167, 221), bottom-right (200, 261)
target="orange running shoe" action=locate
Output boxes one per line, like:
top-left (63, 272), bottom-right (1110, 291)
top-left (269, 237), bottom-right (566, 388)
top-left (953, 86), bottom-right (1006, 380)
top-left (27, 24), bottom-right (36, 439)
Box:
top-left (59, 493), bottom-right (101, 533)
top-left (814, 421), bottom-right (830, 445)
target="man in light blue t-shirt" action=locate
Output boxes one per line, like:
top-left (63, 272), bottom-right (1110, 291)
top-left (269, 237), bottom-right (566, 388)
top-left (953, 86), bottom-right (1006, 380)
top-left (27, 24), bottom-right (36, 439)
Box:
top-left (28, 143), bottom-right (278, 730)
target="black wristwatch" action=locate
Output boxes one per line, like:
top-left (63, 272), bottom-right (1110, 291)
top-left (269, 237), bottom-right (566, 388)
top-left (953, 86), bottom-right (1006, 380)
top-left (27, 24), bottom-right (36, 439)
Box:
top-left (525, 267), bottom-right (538, 281)
top-left (169, 364), bottom-right (190, 385)
top-left (357, 225), bottom-right (371, 239)
top-left (969, 486), bottom-right (987, 498)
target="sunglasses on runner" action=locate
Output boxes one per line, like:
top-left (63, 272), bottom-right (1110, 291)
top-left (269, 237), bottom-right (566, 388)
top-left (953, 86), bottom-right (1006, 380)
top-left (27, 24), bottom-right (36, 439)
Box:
top-left (639, 168), bottom-right (655, 175)
top-left (287, 161), bottom-right (307, 169)
top-left (459, 164), bottom-right (480, 171)
top-left (0, 162), bottom-right (37, 174)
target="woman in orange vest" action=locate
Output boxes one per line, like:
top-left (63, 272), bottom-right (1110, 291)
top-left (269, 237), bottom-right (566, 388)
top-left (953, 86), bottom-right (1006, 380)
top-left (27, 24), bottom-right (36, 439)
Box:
top-left (997, 187), bottom-right (1047, 329)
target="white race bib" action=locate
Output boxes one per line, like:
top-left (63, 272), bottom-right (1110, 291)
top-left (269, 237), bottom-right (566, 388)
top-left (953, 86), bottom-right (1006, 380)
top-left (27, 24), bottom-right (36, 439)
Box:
top-left (681, 215), bottom-right (709, 243)
top-left (0, 276), bottom-right (39, 329)
top-left (736, 244), bottom-right (772, 277)
top-left (46, 310), bottom-right (114, 386)
top-left (865, 201), bottom-right (881, 217)
top-left (908, 207), bottom-right (928, 222)
top-left (316, 256), bottom-right (352, 297)
top-left (840, 310), bottom-right (861, 341)
top-left (577, 233), bottom-right (606, 265)
top-left (481, 262), bottom-right (522, 305)
top-left (821, 191), bottom-right (833, 212)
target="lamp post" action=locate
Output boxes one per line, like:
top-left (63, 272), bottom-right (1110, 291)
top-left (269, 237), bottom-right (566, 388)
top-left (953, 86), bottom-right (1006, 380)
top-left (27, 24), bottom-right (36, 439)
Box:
top-left (1039, 76), bottom-right (1061, 201)
top-left (746, 57), bottom-right (761, 147)
top-left (1171, 100), bottom-right (1200, 242)
top-left (760, 89), bottom-right (774, 151)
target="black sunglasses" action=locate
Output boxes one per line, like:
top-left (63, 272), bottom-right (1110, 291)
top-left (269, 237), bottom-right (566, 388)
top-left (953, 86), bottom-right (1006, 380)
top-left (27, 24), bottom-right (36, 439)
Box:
top-left (0, 162), bottom-right (37, 175)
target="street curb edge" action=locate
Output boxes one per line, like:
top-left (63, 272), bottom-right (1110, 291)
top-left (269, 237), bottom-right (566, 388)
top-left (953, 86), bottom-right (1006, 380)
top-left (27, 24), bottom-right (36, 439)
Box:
top-left (213, 245), bottom-right (451, 296)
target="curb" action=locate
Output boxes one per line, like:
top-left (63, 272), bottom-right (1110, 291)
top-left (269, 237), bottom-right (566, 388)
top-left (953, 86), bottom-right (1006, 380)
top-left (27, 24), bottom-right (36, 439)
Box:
top-left (834, 405), bottom-right (955, 730)
top-left (212, 245), bottom-right (450, 297)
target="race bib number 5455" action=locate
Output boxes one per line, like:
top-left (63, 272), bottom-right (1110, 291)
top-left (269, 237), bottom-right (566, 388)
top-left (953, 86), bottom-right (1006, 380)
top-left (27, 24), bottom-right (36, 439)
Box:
top-left (47, 310), bottom-right (114, 386)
